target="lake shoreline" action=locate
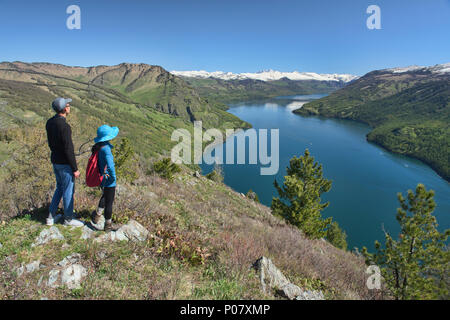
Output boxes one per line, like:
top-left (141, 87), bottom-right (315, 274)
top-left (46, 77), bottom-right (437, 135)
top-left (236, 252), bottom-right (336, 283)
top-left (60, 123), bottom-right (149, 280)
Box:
top-left (291, 112), bottom-right (450, 183)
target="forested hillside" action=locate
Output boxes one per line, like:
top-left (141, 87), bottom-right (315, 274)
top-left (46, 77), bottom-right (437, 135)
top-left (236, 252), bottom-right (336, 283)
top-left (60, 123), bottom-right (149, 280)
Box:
top-left (295, 65), bottom-right (450, 181)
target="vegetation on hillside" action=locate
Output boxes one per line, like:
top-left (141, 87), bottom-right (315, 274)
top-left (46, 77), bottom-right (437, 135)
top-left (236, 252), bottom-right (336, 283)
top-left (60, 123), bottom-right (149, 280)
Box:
top-left (294, 70), bottom-right (450, 181)
top-left (0, 125), bottom-right (376, 300)
top-left (180, 77), bottom-right (346, 103)
top-left (271, 150), bottom-right (347, 249)
top-left (362, 184), bottom-right (449, 300)
top-left (0, 62), bottom-right (250, 135)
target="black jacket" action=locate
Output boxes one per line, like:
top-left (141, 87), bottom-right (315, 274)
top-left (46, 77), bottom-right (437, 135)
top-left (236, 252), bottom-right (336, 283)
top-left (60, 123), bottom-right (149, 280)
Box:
top-left (45, 114), bottom-right (78, 172)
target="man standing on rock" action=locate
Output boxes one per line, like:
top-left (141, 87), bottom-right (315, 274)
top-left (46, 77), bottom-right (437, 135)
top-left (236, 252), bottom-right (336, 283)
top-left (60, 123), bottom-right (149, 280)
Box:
top-left (45, 97), bottom-right (84, 227)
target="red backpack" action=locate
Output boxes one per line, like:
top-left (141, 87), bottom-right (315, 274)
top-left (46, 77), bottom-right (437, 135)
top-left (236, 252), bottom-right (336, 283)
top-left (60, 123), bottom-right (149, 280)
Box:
top-left (86, 150), bottom-right (103, 187)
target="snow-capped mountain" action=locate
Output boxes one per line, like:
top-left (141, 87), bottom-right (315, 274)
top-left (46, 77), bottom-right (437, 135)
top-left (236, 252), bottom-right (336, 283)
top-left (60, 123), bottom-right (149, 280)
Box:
top-left (385, 63), bottom-right (450, 74)
top-left (171, 69), bottom-right (358, 83)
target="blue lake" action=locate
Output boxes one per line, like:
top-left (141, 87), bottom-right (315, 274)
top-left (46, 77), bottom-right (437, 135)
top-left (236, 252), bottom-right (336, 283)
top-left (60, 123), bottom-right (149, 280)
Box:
top-left (201, 95), bottom-right (450, 250)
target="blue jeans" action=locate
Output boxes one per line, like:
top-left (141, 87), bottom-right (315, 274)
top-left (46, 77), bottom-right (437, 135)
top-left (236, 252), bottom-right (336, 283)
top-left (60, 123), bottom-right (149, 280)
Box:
top-left (49, 164), bottom-right (75, 220)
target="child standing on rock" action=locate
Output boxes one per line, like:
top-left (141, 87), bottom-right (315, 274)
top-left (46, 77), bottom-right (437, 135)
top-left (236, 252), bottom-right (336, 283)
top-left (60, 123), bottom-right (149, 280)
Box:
top-left (91, 125), bottom-right (119, 232)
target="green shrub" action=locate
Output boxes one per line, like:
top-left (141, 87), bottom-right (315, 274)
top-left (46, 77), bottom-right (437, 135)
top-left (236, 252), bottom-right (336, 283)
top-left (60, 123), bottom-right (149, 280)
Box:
top-left (205, 164), bottom-right (224, 183)
top-left (326, 221), bottom-right (347, 250)
top-left (112, 137), bottom-right (138, 184)
top-left (152, 158), bottom-right (181, 182)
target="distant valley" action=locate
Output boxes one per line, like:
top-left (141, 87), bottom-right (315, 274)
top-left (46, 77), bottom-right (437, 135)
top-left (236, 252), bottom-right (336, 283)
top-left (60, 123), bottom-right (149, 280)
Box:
top-left (172, 69), bottom-right (357, 103)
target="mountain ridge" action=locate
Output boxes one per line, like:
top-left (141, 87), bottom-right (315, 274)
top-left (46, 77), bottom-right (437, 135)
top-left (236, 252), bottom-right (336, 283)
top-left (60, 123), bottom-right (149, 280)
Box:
top-left (171, 69), bottom-right (358, 82)
top-left (294, 62), bottom-right (450, 181)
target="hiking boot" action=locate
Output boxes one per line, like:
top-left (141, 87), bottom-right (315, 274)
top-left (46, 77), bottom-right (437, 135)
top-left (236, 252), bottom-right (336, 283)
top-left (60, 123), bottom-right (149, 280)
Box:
top-left (104, 220), bottom-right (118, 232)
top-left (63, 219), bottom-right (85, 227)
top-left (91, 210), bottom-right (102, 224)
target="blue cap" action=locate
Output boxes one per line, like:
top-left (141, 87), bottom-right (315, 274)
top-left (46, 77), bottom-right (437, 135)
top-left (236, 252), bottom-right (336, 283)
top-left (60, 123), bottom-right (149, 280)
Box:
top-left (52, 97), bottom-right (72, 112)
top-left (94, 125), bottom-right (119, 143)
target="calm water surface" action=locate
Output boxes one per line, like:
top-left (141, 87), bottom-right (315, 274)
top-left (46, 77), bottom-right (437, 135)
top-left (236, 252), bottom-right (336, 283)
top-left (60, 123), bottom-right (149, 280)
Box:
top-left (201, 95), bottom-right (450, 250)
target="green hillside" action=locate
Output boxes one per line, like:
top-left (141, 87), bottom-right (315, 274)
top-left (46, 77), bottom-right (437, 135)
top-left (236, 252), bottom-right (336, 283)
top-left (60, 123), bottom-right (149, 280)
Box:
top-left (295, 68), bottom-right (450, 181)
top-left (0, 62), bottom-right (250, 160)
top-left (180, 76), bottom-right (347, 103)
top-left (0, 62), bottom-right (376, 300)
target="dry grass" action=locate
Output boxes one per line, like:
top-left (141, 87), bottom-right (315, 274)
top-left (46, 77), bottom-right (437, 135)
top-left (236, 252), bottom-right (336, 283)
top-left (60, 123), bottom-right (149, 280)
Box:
top-left (0, 156), bottom-right (384, 299)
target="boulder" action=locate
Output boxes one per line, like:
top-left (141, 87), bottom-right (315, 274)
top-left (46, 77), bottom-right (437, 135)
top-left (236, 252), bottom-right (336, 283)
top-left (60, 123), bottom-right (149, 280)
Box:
top-left (118, 220), bottom-right (149, 242)
top-left (57, 253), bottom-right (82, 267)
top-left (61, 264), bottom-right (87, 289)
top-left (93, 220), bottom-right (148, 243)
top-left (253, 256), bottom-right (324, 300)
top-left (47, 254), bottom-right (87, 289)
top-left (80, 225), bottom-right (95, 240)
top-left (15, 260), bottom-right (41, 277)
top-left (32, 226), bottom-right (64, 247)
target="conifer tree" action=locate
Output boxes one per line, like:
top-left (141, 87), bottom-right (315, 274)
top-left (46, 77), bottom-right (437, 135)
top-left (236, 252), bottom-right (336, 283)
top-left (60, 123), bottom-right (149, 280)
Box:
top-left (326, 221), bottom-right (348, 250)
top-left (271, 149), bottom-right (332, 239)
top-left (362, 184), bottom-right (449, 300)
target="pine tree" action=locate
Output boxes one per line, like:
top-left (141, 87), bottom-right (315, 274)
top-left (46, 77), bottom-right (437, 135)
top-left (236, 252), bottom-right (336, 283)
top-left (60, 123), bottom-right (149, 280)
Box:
top-left (326, 221), bottom-right (348, 250)
top-left (271, 149), bottom-right (332, 239)
top-left (362, 184), bottom-right (450, 300)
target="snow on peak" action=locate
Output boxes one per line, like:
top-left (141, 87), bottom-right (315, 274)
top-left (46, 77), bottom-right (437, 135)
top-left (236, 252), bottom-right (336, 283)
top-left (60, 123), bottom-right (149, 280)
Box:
top-left (385, 63), bottom-right (450, 74)
top-left (171, 69), bottom-right (358, 83)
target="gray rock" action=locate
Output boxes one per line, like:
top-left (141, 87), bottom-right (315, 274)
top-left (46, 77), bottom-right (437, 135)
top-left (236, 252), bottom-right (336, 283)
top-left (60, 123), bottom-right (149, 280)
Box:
top-left (94, 230), bottom-right (124, 243)
top-left (47, 269), bottom-right (60, 288)
top-left (47, 254), bottom-right (87, 289)
top-left (118, 220), bottom-right (149, 242)
top-left (37, 275), bottom-right (44, 286)
top-left (93, 220), bottom-right (149, 243)
top-left (193, 171), bottom-right (201, 178)
top-left (60, 264), bottom-right (87, 289)
top-left (81, 226), bottom-right (95, 240)
top-left (25, 260), bottom-right (41, 273)
top-left (57, 253), bottom-right (81, 267)
top-left (15, 260), bottom-right (41, 277)
top-left (253, 256), bottom-right (324, 300)
top-left (253, 256), bottom-right (290, 294)
top-left (296, 290), bottom-right (325, 300)
top-left (32, 226), bottom-right (64, 247)
top-left (15, 265), bottom-right (24, 277)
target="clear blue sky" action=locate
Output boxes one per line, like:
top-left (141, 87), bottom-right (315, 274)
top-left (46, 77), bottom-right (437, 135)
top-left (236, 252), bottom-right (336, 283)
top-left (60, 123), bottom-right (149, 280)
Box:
top-left (0, 0), bottom-right (449, 75)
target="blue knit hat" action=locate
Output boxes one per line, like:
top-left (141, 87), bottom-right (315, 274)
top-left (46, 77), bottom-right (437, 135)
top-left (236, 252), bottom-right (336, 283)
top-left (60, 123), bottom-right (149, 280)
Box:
top-left (94, 125), bottom-right (119, 143)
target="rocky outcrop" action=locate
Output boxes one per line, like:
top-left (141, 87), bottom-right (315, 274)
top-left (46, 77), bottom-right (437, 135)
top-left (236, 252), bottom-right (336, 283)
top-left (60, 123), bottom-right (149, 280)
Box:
top-left (86, 219), bottom-right (149, 243)
top-left (252, 256), bottom-right (324, 300)
top-left (47, 253), bottom-right (87, 289)
top-left (32, 226), bottom-right (64, 247)
top-left (15, 260), bottom-right (41, 277)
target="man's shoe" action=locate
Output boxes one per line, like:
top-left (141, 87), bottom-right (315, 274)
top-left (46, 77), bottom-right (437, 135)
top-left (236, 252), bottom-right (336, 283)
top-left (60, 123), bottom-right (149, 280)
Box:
top-left (46, 213), bottom-right (63, 226)
top-left (63, 219), bottom-right (85, 227)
